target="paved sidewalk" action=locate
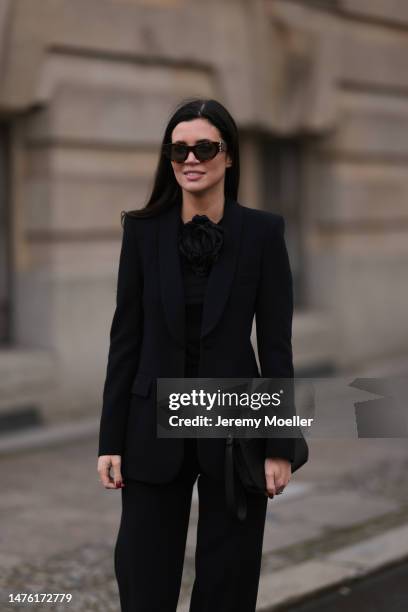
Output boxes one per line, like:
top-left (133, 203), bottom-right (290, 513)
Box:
top-left (1, 425), bottom-right (408, 611)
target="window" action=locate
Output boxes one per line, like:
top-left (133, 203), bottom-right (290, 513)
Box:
top-left (259, 135), bottom-right (304, 307)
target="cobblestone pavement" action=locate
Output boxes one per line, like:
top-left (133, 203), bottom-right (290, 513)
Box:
top-left (1, 436), bottom-right (408, 611)
top-left (0, 543), bottom-right (119, 611)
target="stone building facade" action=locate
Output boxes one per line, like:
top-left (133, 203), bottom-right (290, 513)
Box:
top-left (0, 0), bottom-right (407, 427)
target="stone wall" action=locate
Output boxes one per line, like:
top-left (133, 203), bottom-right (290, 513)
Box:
top-left (0, 0), bottom-right (407, 422)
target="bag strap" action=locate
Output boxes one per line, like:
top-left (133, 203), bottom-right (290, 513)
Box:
top-left (225, 434), bottom-right (247, 521)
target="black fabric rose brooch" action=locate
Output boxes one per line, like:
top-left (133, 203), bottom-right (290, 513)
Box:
top-left (178, 214), bottom-right (224, 277)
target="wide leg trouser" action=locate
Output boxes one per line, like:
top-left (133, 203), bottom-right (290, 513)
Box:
top-left (114, 437), bottom-right (268, 612)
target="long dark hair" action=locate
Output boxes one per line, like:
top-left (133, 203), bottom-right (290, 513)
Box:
top-left (122, 98), bottom-right (240, 225)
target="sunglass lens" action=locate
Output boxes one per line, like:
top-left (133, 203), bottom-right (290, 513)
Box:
top-left (195, 142), bottom-right (218, 161)
top-left (173, 144), bottom-right (189, 162)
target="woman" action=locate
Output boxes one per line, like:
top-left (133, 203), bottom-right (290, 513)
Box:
top-left (97, 98), bottom-right (295, 612)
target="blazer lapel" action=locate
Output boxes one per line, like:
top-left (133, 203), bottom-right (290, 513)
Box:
top-left (159, 200), bottom-right (186, 348)
top-left (201, 197), bottom-right (243, 339)
top-left (158, 196), bottom-right (244, 348)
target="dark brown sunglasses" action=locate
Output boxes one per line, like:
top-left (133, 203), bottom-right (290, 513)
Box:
top-left (162, 140), bottom-right (227, 163)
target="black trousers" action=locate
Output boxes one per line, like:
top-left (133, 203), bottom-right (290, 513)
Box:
top-left (114, 436), bottom-right (268, 612)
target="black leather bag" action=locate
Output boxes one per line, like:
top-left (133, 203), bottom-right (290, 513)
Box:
top-left (225, 433), bottom-right (309, 521)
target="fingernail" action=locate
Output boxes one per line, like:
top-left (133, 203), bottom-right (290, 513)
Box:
top-left (115, 481), bottom-right (122, 488)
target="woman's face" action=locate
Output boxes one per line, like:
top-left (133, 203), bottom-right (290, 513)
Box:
top-left (170, 118), bottom-right (232, 196)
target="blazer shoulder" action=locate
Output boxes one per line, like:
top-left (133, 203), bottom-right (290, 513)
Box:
top-left (241, 204), bottom-right (285, 232)
top-left (121, 210), bottom-right (157, 238)
top-left (121, 210), bottom-right (156, 225)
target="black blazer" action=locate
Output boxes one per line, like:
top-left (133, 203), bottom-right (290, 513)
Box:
top-left (98, 197), bottom-right (296, 483)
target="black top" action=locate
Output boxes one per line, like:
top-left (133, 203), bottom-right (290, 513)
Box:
top-left (177, 213), bottom-right (224, 377)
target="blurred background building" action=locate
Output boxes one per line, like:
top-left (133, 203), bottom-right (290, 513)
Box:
top-left (1, 0), bottom-right (408, 431)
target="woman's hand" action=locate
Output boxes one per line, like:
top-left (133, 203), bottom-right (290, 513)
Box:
top-left (264, 457), bottom-right (291, 498)
top-left (97, 455), bottom-right (125, 489)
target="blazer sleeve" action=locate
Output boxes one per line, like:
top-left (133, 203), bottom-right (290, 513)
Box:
top-left (255, 215), bottom-right (296, 463)
top-left (98, 214), bottom-right (143, 456)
